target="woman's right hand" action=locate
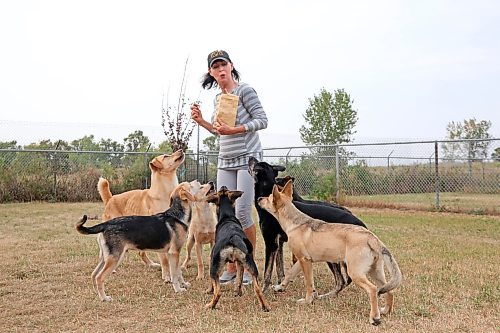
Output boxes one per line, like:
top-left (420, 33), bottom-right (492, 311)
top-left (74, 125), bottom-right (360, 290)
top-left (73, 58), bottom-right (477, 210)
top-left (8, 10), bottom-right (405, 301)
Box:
top-left (190, 104), bottom-right (203, 123)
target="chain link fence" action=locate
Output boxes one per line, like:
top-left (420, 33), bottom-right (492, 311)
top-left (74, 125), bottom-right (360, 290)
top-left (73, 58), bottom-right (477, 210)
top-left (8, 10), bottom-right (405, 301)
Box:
top-left (262, 138), bottom-right (499, 215)
top-left (1, 139), bottom-right (499, 214)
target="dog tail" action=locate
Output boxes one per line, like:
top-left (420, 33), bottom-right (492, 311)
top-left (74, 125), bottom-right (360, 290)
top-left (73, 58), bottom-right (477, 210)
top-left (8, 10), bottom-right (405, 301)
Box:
top-left (75, 215), bottom-right (107, 235)
top-left (97, 177), bottom-right (112, 205)
top-left (378, 246), bottom-right (403, 295)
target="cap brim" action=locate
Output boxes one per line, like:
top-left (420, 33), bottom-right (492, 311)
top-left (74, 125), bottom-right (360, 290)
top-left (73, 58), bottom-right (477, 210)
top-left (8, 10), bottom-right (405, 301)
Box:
top-left (209, 56), bottom-right (230, 67)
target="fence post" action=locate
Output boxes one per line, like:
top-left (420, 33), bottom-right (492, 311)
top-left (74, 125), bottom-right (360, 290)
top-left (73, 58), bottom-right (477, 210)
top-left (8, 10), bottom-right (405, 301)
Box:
top-left (52, 140), bottom-right (62, 201)
top-left (434, 141), bottom-right (440, 210)
top-left (144, 144), bottom-right (151, 189)
top-left (335, 145), bottom-right (340, 203)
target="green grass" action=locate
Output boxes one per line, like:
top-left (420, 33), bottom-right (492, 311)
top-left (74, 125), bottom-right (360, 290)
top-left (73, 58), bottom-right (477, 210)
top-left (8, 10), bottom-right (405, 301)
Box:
top-left (0, 202), bottom-right (499, 332)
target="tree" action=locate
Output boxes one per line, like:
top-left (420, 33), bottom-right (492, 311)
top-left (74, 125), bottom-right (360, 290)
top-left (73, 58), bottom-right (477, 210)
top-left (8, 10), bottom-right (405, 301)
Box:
top-left (98, 138), bottom-right (125, 152)
top-left (299, 88), bottom-right (358, 146)
top-left (71, 135), bottom-right (100, 151)
top-left (203, 136), bottom-right (219, 152)
top-left (0, 140), bottom-right (21, 149)
top-left (123, 130), bottom-right (151, 152)
top-left (161, 58), bottom-right (196, 152)
top-left (491, 147), bottom-right (500, 161)
top-left (156, 140), bottom-right (173, 154)
top-left (442, 118), bottom-right (492, 161)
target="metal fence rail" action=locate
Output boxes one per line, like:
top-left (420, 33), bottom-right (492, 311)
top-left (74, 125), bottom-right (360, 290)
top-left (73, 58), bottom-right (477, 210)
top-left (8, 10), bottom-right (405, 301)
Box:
top-left (1, 138), bottom-right (499, 214)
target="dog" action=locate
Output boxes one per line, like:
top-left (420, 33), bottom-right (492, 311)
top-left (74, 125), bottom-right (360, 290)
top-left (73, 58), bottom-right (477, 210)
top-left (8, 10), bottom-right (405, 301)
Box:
top-left (275, 175), bottom-right (351, 213)
top-left (205, 186), bottom-right (270, 312)
top-left (258, 180), bottom-right (402, 325)
top-left (76, 181), bottom-right (199, 301)
top-left (97, 149), bottom-right (185, 269)
top-left (248, 157), bottom-right (367, 294)
top-left (181, 180), bottom-right (217, 280)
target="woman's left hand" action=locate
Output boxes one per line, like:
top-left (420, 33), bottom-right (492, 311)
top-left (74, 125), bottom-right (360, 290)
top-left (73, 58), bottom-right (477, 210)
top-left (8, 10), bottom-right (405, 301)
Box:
top-left (213, 120), bottom-right (232, 135)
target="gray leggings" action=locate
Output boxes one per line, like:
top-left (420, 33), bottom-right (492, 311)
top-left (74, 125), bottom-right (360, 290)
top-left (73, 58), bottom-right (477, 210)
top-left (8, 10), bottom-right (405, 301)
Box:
top-left (216, 168), bottom-right (255, 229)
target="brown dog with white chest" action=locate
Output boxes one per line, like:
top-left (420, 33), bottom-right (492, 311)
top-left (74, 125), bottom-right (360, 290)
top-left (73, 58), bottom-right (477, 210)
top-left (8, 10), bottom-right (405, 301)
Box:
top-left (97, 149), bottom-right (185, 274)
top-left (258, 180), bottom-right (402, 325)
top-left (181, 180), bottom-right (217, 280)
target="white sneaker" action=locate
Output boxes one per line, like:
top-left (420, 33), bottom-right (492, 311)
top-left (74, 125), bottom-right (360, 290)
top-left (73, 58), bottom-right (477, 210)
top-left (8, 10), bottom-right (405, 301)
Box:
top-left (242, 271), bottom-right (252, 285)
top-left (219, 271), bottom-right (236, 285)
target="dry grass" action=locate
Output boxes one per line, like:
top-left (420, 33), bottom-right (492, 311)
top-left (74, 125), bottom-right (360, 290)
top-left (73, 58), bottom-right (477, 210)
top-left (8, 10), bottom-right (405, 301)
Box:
top-left (1, 202), bottom-right (499, 332)
top-left (344, 192), bottom-right (500, 215)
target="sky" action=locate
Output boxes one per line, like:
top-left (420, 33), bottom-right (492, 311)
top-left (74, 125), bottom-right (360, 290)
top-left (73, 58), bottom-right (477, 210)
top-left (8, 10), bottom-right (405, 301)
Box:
top-left (1, 0), bottom-right (499, 149)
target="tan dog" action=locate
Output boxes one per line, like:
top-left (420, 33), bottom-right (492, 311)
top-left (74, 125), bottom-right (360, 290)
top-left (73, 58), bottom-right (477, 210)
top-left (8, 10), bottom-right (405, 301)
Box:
top-left (181, 180), bottom-right (217, 280)
top-left (97, 149), bottom-right (185, 271)
top-left (258, 180), bottom-right (402, 326)
top-left (77, 182), bottom-right (198, 301)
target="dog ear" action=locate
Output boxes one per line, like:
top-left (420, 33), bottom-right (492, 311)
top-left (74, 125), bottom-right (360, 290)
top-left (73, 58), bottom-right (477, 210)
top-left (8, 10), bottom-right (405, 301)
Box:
top-left (271, 165), bottom-right (286, 177)
top-left (149, 157), bottom-right (163, 171)
top-left (272, 184), bottom-right (283, 208)
top-left (179, 187), bottom-right (195, 202)
top-left (206, 193), bottom-right (219, 204)
top-left (282, 179), bottom-right (293, 198)
top-left (228, 190), bottom-right (243, 202)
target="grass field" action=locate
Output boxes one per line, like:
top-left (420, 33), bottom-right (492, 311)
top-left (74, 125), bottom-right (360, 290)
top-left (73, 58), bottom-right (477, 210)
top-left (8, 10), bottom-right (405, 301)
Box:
top-left (0, 202), bottom-right (499, 332)
top-left (344, 192), bottom-right (500, 216)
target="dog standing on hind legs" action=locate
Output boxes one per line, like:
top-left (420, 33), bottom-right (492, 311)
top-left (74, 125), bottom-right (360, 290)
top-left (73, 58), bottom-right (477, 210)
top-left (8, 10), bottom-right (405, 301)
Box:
top-left (76, 182), bottom-right (198, 301)
top-left (258, 180), bottom-right (402, 325)
top-left (97, 149), bottom-right (185, 272)
top-left (205, 186), bottom-right (270, 311)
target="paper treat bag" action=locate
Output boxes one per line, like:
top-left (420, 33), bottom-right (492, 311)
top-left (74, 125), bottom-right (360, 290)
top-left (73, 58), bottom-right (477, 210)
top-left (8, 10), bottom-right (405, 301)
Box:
top-left (214, 93), bottom-right (239, 127)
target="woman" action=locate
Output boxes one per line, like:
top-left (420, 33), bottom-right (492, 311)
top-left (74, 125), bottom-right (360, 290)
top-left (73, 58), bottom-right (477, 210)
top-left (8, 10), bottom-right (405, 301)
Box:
top-left (191, 50), bottom-right (268, 285)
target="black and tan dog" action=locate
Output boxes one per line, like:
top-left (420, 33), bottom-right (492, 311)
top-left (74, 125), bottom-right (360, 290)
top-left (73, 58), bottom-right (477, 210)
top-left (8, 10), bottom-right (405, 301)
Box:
top-left (76, 182), bottom-right (198, 301)
top-left (248, 157), bottom-right (366, 294)
top-left (258, 180), bottom-right (402, 325)
top-left (205, 186), bottom-right (270, 311)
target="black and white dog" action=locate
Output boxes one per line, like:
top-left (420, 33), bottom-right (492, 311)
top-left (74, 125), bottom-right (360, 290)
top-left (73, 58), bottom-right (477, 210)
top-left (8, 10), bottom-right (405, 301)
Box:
top-left (205, 186), bottom-right (270, 311)
top-left (248, 157), bottom-right (367, 295)
top-left (76, 182), bottom-right (199, 301)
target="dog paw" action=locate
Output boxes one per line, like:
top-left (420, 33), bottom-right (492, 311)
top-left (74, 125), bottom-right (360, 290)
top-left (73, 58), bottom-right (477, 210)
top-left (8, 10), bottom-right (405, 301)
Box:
top-left (181, 281), bottom-right (191, 288)
top-left (273, 284), bottom-right (285, 292)
top-left (101, 295), bottom-right (113, 302)
top-left (163, 276), bottom-right (171, 283)
top-left (174, 287), bottom-right (187, 293)
top-left (196, 274), bottom-right (204, 280)
top-left (205, 303), bottom-right (215, 310)
top-left (149, 263), bottom-right (161, 270)
top-left (296, 297), bottom-right (313, 305)
top-left (380, 306), bottom-right (392, 315)
top-left (371, 317), bottom-right (382, 326)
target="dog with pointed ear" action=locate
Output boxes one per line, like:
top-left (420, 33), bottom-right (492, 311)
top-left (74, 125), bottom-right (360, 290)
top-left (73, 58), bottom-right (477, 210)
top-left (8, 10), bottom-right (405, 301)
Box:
top-left (96, 150), bottom-right (185, 271)
top-left (205, 186), bottom-right (270, 312)
top-left (258, 179), bottom-right (402, 326)
top-left (76, 181), bottom-right (199, 301)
